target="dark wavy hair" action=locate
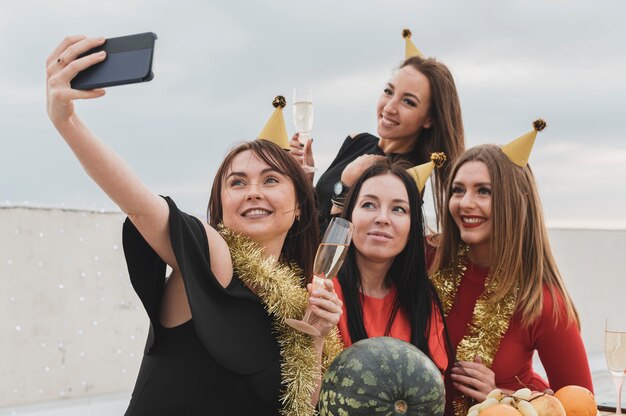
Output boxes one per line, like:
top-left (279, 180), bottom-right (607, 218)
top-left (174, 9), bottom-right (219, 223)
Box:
top-left (207, 139), bottom-right (319, 282)
top-left (339, 159), bottom-right (450, 360)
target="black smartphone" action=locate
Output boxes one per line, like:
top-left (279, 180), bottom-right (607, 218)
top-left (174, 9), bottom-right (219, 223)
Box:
top-left (70, 32), bottom-right (157, 90)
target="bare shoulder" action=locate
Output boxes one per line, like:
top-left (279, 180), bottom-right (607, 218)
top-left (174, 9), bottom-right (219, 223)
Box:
top-left (201, 220), bottom-right (234, 288)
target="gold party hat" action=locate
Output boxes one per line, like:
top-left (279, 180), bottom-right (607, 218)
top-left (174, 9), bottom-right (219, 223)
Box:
top-left (500, 119), bottom-right (547, 167)
top-left (407, 152), bottom-right (446, 192)
top-left (403, 28), bottom-right (424, 59)
top-left (258, 96), bottom-right (289, 150)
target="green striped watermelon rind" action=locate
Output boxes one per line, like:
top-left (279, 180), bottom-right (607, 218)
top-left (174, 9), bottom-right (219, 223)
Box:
top-left (319, 336), bottom-right (445, 416)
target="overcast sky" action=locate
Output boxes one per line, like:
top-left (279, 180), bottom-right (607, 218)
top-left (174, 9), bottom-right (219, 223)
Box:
top-left (1, 0), bottom-right (625, 228)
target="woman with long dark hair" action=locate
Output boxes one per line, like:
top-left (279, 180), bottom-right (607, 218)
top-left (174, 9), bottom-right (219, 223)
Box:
top-left (333, 159), bottom-right (449, 371)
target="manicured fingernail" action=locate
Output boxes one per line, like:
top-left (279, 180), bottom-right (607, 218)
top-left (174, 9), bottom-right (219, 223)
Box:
top-left (299, 143), bottom-right (304, 148)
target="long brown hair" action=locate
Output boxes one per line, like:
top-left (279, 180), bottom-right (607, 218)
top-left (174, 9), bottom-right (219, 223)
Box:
top-left (208, 140), bottom-right (319, 282)
top-left (431, 144), bottom-right (579, 327)
top-left (400, 56), bottom-right (465, 228)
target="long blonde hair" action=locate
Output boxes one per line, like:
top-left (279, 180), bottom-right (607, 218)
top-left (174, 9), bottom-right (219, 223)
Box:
top-left (430, 144), bottom-right (579, 327)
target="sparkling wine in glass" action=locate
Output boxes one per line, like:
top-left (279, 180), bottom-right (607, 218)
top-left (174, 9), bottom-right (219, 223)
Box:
top-left (292, 88), bottom-right (316, 173)
top-left (606, 318), bottom-right (626, 414)
top-left (285, 217), bottom-right (353, 336)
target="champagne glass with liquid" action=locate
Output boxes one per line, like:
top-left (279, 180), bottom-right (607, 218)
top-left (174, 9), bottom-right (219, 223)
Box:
top-left (292, 88), bottom-right (316, 174)
top-left (285, 217), bottom-right (353, 336)
top-left (606, 317), bottom-right (626, 414)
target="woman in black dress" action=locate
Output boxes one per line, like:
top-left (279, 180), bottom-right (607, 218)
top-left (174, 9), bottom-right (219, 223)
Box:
top-left (291, 31), bottom-right (465, 231)
top-left (46, 35), bottom-right (343, 416)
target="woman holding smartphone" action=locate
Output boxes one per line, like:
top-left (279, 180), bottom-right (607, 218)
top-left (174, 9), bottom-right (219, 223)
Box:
top-left (46, 35), bottom-right (343, 416)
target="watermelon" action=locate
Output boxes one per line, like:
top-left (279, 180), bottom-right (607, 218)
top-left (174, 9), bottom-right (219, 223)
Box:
top-left (319, 337), bottom-right (445, 416)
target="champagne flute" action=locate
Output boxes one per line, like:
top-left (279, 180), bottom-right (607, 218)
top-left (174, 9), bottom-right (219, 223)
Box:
top-left (285, 217), bottom-right (354, 336)
top-left (292, 88), bottom-right (316, 173)
top-left (605, 317), bottom-right (626, 414)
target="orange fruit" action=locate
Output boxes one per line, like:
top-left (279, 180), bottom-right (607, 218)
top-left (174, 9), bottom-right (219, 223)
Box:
top-left (553, 385), bottom-right (596, 416)
top-left (480, 404), bottom-right (522, 415)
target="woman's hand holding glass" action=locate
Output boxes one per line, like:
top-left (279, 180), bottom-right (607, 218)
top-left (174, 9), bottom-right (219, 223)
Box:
top-left (305, 278), bottom-right (343, 337)
top-left (286, 217), bottom-right (353, 336)
top-left (291, 88), bottom-right (317, 175)
top-left (289, 133), bottom-right (315, 176)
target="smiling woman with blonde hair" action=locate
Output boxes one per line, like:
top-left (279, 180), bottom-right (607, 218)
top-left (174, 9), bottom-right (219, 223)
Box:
top-left (429, 121), bottom-right (593, 415)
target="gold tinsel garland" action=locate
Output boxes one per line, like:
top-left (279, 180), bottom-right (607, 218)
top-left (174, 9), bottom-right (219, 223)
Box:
top-left (430, 244), bottom-right (518, 416)
top-left (218, 226), bottom-right (343, 416)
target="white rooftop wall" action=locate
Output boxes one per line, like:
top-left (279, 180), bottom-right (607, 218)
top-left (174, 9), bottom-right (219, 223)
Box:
top-left (0, 207), bottom-right (147, 408)
top-left (1, 206), bottom-right (624, 408)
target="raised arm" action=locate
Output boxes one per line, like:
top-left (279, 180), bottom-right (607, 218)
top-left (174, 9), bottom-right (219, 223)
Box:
top-left (46, 35), bottom-right (176, 269)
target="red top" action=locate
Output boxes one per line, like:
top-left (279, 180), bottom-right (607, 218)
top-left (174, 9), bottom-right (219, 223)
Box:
top-left (332, 277), bottom-right (448, 372)
top-left (443, 261), bottom-right (593, 414)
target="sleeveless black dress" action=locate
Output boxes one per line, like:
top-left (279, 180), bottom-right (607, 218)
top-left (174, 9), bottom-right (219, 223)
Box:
top-left (122, 197), bottom-right (282, 415)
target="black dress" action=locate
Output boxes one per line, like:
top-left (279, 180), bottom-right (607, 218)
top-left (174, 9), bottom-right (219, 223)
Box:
top-left (315, 133), bottom-right (420, 231)
top-left (122, 197), bottom-right (281, 416)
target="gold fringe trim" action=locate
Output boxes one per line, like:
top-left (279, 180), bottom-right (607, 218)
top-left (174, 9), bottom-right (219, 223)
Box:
top-left (430, 244), bottom-right (518, 416)
top-left (219, 226), bottom-right (343, 416)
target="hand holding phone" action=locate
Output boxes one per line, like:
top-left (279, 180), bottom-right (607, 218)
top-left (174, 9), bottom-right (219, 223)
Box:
top-left (70, 32), bottom-right (157, 90)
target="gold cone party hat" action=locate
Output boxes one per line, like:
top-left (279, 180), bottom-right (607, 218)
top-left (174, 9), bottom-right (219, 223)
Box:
top-left (403, 28), bottom-right (424, 59)
top-left (257, 95), bottom-right (289, 150)
top-left (407, 152), bottom-right (446, 192)
top-left (500, 119), bottom-right (547, 167)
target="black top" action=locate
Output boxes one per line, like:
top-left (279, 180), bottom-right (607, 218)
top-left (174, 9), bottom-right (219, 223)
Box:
top-left (315, 133), bottom-right (421, 231)
top-left (122, 197), bottom-right (281, 415)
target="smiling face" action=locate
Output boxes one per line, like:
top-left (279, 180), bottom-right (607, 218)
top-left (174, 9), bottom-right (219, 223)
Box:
top-left (449, 160), bottom-right (493, 251)
top-left (350, 173), bottom-right (411, 264)
top-left (220, 150), bottom-right (299, 248)
top-left (376, 65), bottom-right (433, 151)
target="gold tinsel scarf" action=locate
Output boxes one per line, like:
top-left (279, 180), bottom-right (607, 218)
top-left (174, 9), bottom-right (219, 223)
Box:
top-left (430, 244), bottom-right (518, 416)
top-left (218, 226), bottom-right (343, 416)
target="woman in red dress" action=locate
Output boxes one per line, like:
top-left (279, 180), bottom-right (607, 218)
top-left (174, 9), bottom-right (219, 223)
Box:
top-left (429, 121), bottom-right (593, 415)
